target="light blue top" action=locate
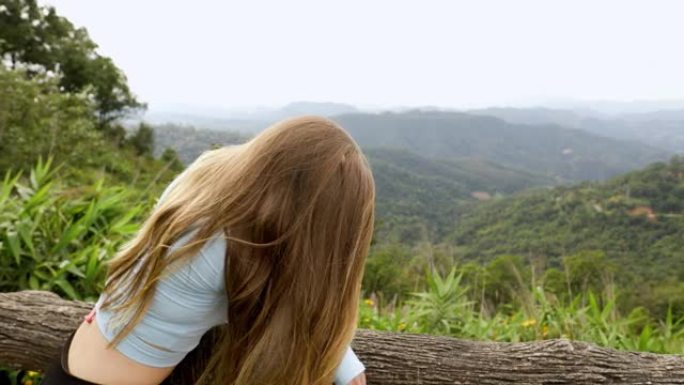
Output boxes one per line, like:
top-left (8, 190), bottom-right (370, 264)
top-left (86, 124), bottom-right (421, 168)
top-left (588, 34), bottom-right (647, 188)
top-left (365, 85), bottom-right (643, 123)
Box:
top-left (93, 172), bottom-right (365, 384)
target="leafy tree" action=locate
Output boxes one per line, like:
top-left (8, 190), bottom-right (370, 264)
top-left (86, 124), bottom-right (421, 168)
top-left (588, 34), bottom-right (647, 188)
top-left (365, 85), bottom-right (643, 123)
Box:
top-left (541, 267), bottom-right (567, 298)
top-left (0, 67), bottom-right (102, 172)
top-left (160, 147), bottom-right (184, 171)
top-left (128, 123), bottom-right (155, 157)
top-left (484, 255), bottom-right (531, 310)
top-left (562, 250), bottom-right (615, 298)
top-left (363, 243), bottom-right (420, 301)
top-left (0, 0), bottom-right (143, 126)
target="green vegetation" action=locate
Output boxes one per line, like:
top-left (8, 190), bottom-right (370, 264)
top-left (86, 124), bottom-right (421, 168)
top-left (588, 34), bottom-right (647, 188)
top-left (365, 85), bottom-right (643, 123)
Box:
top-left (445, 157), bottom-right (684, 318)
top-left (0, 66), bottom-right (177, 187)
top-left (360, 267), bottom-right (684, 355)
top-left (0, 67), bottom-right (99, 173)
top-left (0, 158), bottom-right (145, 300)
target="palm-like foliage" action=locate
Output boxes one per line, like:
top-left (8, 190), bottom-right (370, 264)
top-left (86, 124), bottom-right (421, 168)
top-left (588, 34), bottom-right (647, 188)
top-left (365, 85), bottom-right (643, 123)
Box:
top-left (406, 267), bottom-right (474, 334)
top-left (0, 158), bottom-right (144, 300)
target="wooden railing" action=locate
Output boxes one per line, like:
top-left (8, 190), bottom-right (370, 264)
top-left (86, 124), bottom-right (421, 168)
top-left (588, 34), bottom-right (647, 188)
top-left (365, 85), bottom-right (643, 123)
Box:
top-left (1, 291), bottom-right (683, 384)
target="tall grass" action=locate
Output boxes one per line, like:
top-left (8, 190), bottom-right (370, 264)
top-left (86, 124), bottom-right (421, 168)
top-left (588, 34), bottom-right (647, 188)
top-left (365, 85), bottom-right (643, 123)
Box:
top-left (360, 267), bottom-right (684, 354)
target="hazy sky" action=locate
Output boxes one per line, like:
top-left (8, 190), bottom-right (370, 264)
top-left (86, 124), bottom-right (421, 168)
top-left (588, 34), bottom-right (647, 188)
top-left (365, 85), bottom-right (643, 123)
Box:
top-left (42, 0), bottom-right (684, 110)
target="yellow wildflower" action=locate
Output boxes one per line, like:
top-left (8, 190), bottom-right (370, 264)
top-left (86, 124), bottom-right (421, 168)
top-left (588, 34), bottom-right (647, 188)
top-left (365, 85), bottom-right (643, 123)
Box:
top-left (363, 298), bottom-right (375, 306)
top-left (542, 325), bottom-right (549, 337)
top-left (521, 319), bottom-right (537, 327)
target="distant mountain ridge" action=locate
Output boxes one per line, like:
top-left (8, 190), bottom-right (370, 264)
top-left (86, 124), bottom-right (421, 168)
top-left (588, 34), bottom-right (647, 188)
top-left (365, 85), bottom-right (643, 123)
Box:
top-left (333, 110), bottom-right (668, 182)
top-left (470, 107), bottom-right (684, 153)
top-left (142, 101), bottom-right (359, 132)
top-left (145, 102), bottom-right (684, 156)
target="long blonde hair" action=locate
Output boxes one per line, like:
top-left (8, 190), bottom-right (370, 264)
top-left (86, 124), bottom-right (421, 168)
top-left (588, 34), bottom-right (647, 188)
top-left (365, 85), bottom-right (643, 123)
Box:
top-left (100, 116), bottom-right (376, 385)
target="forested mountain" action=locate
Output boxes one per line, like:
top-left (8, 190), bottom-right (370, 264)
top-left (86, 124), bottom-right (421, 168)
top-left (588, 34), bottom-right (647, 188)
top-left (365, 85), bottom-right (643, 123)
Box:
top-left (448, 157), bottom-right (684, 315)
top-left (333, 111), bottom-right (668, 182)
top-left (151, 123), bottom-right (250, 164)
top-left (152, 124), bottom-right (556, 242)
top-left (471, 107), bottom-right (684, 153)
top-left (366, 148), bottom-right (554, 242)
top-left (153, 111), bottom-right (675, 246)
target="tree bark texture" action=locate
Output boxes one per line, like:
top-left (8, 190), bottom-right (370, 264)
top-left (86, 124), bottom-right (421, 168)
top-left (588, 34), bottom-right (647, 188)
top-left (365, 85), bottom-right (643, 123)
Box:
top-left (1, 290), bottom-right (683, 384)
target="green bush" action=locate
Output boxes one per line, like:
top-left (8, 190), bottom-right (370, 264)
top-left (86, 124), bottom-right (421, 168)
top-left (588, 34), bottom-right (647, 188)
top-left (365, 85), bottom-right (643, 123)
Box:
top-left (0, 158), bottom-right (145, 300)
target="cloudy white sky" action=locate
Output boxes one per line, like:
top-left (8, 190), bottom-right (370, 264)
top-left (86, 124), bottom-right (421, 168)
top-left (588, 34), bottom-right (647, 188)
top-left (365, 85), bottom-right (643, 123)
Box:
top-left (42, 0), bottom-right (684, 110)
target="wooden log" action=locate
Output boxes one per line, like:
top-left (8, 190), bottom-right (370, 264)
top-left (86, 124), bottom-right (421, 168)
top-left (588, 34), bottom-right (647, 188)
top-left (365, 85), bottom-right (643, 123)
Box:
top-left (1, 290), bottom-right (683, 384)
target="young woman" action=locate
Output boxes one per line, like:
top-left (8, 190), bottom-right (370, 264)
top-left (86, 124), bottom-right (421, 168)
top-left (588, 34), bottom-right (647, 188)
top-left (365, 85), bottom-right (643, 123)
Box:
top-left (42, 116), bottom-right (375, 385)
